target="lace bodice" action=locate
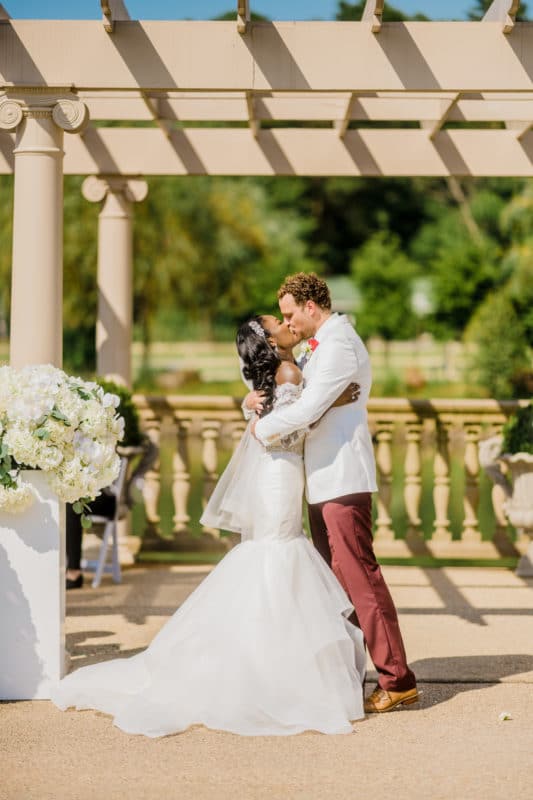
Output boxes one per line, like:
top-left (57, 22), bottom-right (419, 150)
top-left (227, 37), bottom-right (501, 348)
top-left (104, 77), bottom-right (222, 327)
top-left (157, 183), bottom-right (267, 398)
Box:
top-left (273, 381), bottom-right (303, 408)
top-left (265, 382), bottom-right (305, 454)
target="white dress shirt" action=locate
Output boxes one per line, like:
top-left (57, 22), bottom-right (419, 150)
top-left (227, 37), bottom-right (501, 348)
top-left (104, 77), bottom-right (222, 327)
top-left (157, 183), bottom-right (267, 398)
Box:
top-left (255, 313), bottom-right (377, 504)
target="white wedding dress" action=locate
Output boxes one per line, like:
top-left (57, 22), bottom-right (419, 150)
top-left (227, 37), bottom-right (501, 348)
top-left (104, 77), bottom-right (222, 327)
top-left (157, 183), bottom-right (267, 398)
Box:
top-left (51, 383), bottom-right (366, 737)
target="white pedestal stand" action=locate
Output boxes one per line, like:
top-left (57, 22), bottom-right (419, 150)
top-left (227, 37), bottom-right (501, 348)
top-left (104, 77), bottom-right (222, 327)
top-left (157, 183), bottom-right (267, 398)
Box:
top-left (0, 471), bottom-right (65, 699)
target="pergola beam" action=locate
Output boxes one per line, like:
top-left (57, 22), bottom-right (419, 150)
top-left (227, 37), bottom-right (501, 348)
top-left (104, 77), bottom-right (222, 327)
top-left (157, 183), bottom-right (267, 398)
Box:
top-left (505, 119), bottom-right (532, 139)
top-left (100, 0), bottom-right (131, 34)
top-left (2, 21), bottom-right (533, 92)
top-left (362, 1), bottom-right (384, 33)
top-left (2, 127), bottom-right (531, 177)
top-left (141, 92), bottom-right (173, 138)
top-left (237, 1), bottom-right (250, 35)
top-left (421, 94), bottom-right (461, 140)
top-left (245, 91), bottom-right (259, 138)
top-left (334, 93), bottom-right (355, 139)
top-left (483, 1), bottom-right (521, 34)
top-left (64, 91), bottom-right (533, 125)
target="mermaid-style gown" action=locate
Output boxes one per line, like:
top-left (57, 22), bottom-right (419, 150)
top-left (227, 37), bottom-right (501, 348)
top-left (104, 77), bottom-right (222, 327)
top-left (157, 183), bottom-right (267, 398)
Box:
top-left (51, 383), bottom-right (366, 737)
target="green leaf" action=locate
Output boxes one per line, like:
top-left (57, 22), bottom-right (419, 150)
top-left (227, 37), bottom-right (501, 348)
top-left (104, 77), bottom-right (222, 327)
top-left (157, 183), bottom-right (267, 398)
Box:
top-left (34, 428), bottom-right (50, 440)
top-left (73, 386), bottom-right (91, 401)
top-left (72, 501), bottom-right (83, 514)
top-left (0, 455), bottom-right (12, 472)
top-left (51, 407), bottom-right (71, 426)
top-left (81, 514), bottom-right (93, 529)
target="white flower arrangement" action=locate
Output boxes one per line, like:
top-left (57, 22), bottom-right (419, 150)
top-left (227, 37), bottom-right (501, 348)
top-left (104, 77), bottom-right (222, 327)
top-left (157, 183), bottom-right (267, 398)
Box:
top-left (300, 337), bottom-right (320, 361)
top-left (0, 365), bottom-right (124, 520)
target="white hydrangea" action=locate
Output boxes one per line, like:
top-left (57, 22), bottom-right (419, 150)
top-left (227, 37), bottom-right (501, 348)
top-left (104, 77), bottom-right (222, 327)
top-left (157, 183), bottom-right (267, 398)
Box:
top-left (0, 365), bottom-right (124, 514)
top-left (0, 481), bottom-right (35, 513)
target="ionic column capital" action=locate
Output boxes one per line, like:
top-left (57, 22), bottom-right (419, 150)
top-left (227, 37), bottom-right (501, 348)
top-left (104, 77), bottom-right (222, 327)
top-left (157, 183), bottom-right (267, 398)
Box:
top-left (51, 98), bottom-right (89, 133)
top-left (0, 98), bottom-right (23, 130)
top-left (82, 175), bottom-right (148, 204)
top-left (0, 91), bottom-right (88, 133)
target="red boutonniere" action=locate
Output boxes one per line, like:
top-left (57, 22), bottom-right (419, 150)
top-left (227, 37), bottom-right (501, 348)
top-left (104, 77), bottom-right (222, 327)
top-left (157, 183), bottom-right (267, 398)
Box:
top-left (303, 338), bottom-right (319, 358)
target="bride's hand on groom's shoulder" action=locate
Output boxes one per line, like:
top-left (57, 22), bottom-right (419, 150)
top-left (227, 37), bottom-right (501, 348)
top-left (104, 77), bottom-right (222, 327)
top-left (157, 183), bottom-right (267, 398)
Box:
top-left (244, 390), bottom-right (265, 414)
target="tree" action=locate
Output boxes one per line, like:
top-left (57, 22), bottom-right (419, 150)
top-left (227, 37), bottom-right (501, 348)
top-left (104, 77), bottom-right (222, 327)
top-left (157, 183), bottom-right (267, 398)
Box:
top-left (281, 176), bottom-right (441, 276)
top-left (62, 178), bottom-right (99, 372)
top-left (350, 231), bottom-right (419, 343)
top-left (466, 292), bottom-right (530, 398)
top-left (410, 206), bottom-right (504, 339)
top-left (0, 177), bottom-right (13, 342)
top-left (460, 181), bottom-right (533, 397)
top-left (500, 183), bottom-right (533, 347)
top-left (136, 177), bottom-right (316, 341)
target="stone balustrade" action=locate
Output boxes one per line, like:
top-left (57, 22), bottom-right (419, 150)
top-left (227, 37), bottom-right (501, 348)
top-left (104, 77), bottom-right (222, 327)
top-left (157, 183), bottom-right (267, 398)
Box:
top-left (132, 395), bottom-right (528, 561)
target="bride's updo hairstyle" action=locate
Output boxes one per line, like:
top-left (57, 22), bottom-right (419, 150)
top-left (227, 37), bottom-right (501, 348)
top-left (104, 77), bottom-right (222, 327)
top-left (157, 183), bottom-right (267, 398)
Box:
top-left (236, 316), bottom-right (281, 417)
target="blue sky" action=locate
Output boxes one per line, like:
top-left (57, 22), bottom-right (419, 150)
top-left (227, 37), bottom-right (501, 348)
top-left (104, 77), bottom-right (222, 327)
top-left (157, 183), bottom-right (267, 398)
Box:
top-left (6, 1), bottom-right (477, 21)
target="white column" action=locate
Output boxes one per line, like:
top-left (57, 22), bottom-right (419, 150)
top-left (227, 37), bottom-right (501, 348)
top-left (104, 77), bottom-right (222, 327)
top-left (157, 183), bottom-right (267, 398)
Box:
top-left (82, 176), bottom-right (148, 388)
top-left (81, 178), bottom-right (147, 565)
top-left (0, 93), bottom-right (87, 367)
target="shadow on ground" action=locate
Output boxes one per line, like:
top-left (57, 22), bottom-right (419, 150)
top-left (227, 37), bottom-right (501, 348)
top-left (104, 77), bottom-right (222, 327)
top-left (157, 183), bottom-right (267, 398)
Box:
top-left (367, 653), bottom-right (533, 712)
top-left (66, 630), bottom-right (145, 670)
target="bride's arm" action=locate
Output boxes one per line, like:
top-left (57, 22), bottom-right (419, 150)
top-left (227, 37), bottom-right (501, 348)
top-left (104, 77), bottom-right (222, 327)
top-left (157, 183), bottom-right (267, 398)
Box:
top-left (244, 379), bottom-right (358, 421)
top-left (242, 361), bottom-right (301, 418)
top-left (254, 337), bottom-right (359, 445)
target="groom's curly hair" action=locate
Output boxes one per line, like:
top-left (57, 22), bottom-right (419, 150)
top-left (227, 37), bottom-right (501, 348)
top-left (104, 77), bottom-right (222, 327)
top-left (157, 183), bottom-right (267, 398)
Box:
top-left (277, 272), bottom-right (331, 310)
top-left (236, 317), bottom-right (281, 417)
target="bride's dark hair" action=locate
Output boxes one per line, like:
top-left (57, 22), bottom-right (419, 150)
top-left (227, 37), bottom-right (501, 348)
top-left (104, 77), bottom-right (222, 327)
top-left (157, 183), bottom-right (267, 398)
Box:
top-left (236, 316), bottom-right (280, 417)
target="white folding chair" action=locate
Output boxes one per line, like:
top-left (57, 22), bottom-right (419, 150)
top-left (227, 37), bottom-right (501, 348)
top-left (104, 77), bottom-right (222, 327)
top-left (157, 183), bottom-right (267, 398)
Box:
top-left (81, 457), bottom-right (129, 589)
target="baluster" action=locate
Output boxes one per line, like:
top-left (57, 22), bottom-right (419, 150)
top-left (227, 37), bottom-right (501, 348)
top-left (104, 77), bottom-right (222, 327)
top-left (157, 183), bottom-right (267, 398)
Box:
top-left (172, 416), bottom-right (192, 536)
top-left (138, 404), bottom-right (162, 545)
top-left (492, 481), bottom-right (513, 544)
top-left (201, 420), bottom-right (222, 536)
top-left (375, 421), bottom-right (394, 540)
top-left (404, 421), bottom-right (424, 545)
top-left (231, 420), bottom-right (247, 452)
top-left (462, 423), bottom-right (482, 542)
top-left (433, 421), bottom-right (452, 541)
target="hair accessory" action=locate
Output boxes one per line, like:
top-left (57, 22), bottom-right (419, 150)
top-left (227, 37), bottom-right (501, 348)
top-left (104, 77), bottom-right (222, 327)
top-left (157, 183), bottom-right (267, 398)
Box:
top-left (249, 319), bottom-right (265, 338)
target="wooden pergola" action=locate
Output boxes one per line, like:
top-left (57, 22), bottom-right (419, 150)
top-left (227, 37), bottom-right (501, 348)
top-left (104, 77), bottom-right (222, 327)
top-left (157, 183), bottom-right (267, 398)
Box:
top-left (0, 0), bottom-right (532, 379)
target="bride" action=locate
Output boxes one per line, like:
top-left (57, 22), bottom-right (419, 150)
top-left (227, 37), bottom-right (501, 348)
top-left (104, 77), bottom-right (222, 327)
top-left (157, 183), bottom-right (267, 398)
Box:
top-left (51, 316), bottom-right (367, 738)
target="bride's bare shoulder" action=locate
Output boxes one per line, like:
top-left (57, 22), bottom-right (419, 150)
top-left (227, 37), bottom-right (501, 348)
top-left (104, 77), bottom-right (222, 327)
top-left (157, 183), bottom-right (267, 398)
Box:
top-left (275, 361), bottom-right (302, 386)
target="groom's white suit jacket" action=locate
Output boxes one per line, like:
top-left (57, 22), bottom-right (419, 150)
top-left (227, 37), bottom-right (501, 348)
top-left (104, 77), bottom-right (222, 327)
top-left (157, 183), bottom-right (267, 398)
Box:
top-left (255, 313), bottom-right (378, 504)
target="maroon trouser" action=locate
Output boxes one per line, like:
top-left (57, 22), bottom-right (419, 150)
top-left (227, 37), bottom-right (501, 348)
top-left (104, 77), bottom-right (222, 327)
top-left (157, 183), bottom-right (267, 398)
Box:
top-left (308, 492), bottom-right (416, 692)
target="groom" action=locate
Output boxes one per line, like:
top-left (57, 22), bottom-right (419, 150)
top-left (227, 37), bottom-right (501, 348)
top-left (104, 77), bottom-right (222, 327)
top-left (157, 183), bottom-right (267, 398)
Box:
top-left (251, 273), bottom-right (418, 713)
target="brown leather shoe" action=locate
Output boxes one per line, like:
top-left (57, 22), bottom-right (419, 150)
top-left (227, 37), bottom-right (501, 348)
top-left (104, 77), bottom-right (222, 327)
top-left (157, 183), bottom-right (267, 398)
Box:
top-left (364, 686), bottom-right (420, 714)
